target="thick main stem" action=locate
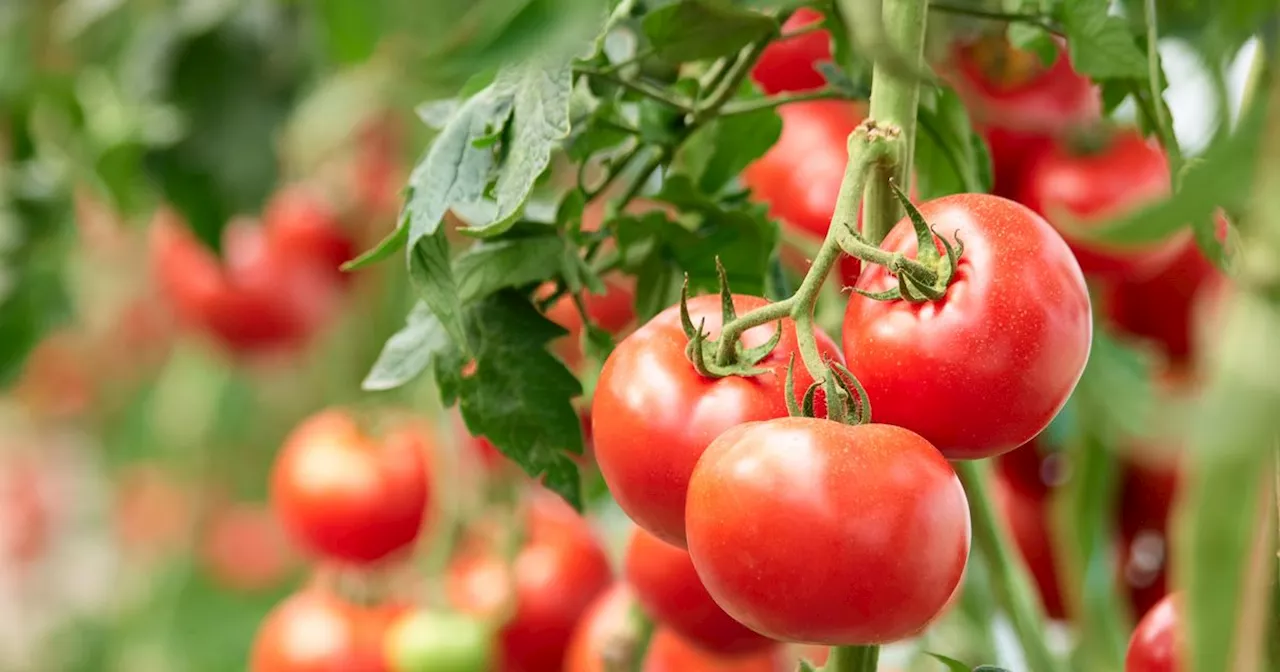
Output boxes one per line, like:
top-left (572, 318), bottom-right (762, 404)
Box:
top-left (824, 643), bottom-right (880, 672)
top-left (957, 461), bottom-right (1065, 672)
top-left (855, 0), bottom-right (928, 244)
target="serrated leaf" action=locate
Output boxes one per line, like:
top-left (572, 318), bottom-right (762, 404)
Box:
top-left (462, 59), bottom-right (574, 237)
top-left (362, 302), bottom-right (449, 391)
top-left (453, 235), bottom-right (566, 303)
top-left (342, 221), bottom-right (408, 271)
top-left (409, 230), bottom-right (469, 353)
top-left (696, 106), bottom-right (782, 194)
top-left (1061, 0), bottom-right (1147, 80)
top-left (642, 0), bottom-right (777, 62)
top-left (925, 652), bottom-right (973, 672)
top-left (451, 291), bottom-right (585, 509)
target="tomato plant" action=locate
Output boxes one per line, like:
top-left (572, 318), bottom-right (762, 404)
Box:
top-left (685, 418), bottom-right (970, 644)
top-left (751, 8), bottom-right (831, 95)
top-left (270, 409), bottom-right (431, 564)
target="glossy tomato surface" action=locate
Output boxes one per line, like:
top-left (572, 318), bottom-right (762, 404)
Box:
top-left (743, 100), bottom-right (868, 286)
top-left (1126, 593), bottom-right (1182, 672)
top-left (251, 590), bottom-right (402, 672)
top-left (950, 36), bottom-right (1100, 196)
top-left (624, 527), bottom-right (774, 655)
top-left (752, 8), bottom-right (830, 94)
top-left (565, 585), bottom-right (790, 672)
top-left (270, 410), bottom-right (430, 564)
top-left (842, 194), bottom-right (1092, 459)
top-left (592, 293), bottom-right (843, 547)
top-left (448, 492), bottom-right (613, 672)
top-left (1018, 129), bottom-right (1188, 280)
top-left (685, 418), bottom-right (970, 644)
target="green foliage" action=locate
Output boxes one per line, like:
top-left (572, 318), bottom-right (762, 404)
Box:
top-left (642, 0), bottom-right (779, 62)
top-left (914, 86), bottom-right (993, 198)
top-left (926, 652), bottom-right (1013, 672)
top-left (1059, 0), bottom-right (1148, 80)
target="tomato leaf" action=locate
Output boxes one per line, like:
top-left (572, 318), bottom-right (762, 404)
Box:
top-left (409, 230), bottom-right (469, 354)
top-left (642, 0), bottom-right (777, 63)
top-left (925, 653), bottom-right (973, 672)
top-left (342, 221), bottom-right (408, 272)
top-left (453, 234), bottom-right (566, 303)
top-left (441, 290), bottom-right (585, 509)
top-left (362, 302), bottom-right (451, 392)
top-left (1059, 0), bottom-right (1147, 80)
top-left (461, 59), bottom-right (575, 238)
top-left (915, 86), bottom-right (991, 197)
top-left (693, 104), bottom-right (782, 194)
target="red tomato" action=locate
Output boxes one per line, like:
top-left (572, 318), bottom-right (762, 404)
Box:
top-left (251, 590), bottom-right (402, 672)
top-left (842, 194), bottom-right (1092, 459)
top-left (448, 492), bottom-right (613, 672)
top-left (992, 465), bottom-right (1067, 619)
top-left (592, 293), bottom-right (844, 547)
top-left (743, 100), bottom-right (870, 287)
top-left (1126, 593), bottom-right (1182, 672)
top-left (624, 527), bottom-right (774, 655)
top-left (565, 585), bottom-right (791, 672)
top-left (200, 502), bottom-right (298, 592)
top-left (752, 8), bottom-right (831, 95)
top-left (263, 186), bottom-right (357, 283)
top-left (542, 276), bottom-right (637, 370)
top-left (949, 36), bottom-right (1101, 196)
top-left (685, 418), bottom-right (970, 644)
top-left (1017, 129), bottom-right (1188, 280)
top-left (1105, 216), bottom-right (1227, 368)
top-left (270, 409), bottom-right (430, 564)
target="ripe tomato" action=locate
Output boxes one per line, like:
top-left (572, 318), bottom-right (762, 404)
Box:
top-left (1126, 593), bottom-right (1182, 672)
top-left (447, 492), bottom-right (613, 672)
top-left (251, 589), bottom-right (402, 672)
top-left (592, 293), bottom-right (843, 547)
top-left (842, 193), bottom-right (1092, 459)
top-left (743, 100), bottom-right (869, 287)
top-left (383, 610), bottom-right (492, 672)
top-left (624, 527), bottom-right (774, 655)
top-left (542, 276), bottom-right (637, 370)
top-left (200, 502), bottom-right (297, 592)
top-left (1017, 129), bottom-right (1189, 280)
top-left (565, 585), bottom-right (790, 672)
top-left (752, 8), bottom-right (831, 94)
top-left (263, 186), bottom-right (357, 283)
top-left (685, 418), bottom-right (970, 644)
top-left (992, 462), bottom-right (1067, 619)
top-left (949, 35), bottom-right (1101, 196)
top-left (270, 409), bottom-right (430, 564)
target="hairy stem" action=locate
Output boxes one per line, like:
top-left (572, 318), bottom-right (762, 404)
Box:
top-left (857, 0), bottom-right (929, 244)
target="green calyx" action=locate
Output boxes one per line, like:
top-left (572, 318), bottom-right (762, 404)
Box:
top-left (784, 353), bottom-right (872, 425)
top-left (844, 180), bottom-right (964, 303)
top-left (680, 260), bottom-right (783, 379)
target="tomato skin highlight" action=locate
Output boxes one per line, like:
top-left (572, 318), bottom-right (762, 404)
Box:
top-left (949, 38), bottom-right (1101, 196)
top-left (251, 590), bottom-right (402, 672)
top-left (1125, 593), bottom-right (1182, 672)
top-left (565, 585), bottom-right (790, 672)
top-left (592, 293), bottom-right (843, 547)
top-left (447, 493), bottom-right (613, 672)
top-left (1018, 130), bottom-right (1189, 280)
top-left (624, 527), bottom-right (774, 655)
top-left (685, 418), bottom-right (970, 644)
top-left (751, 8), bottom-right (830, 95)
top-left (842, 193), bottom-right (1092, 459)
top-left (270, 410), bottom-right (430, 564)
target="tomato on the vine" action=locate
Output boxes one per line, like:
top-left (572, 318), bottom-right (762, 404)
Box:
top-left (447, 492), bottom-right (612, 672)
top-left (624, 527), bottom-right (774, 655)
top-left (1017, 129), bottom-right (1188, 280)
top-left (948, 35), bottom-right (1101, 196)
top-left (270, 409), bottom-right (431, 564)
top-left (199, 502), bottom-right (297, 592)
top-left (383, 610), bottom-right (493, 672)
top-left (251, 589), bottom-right (403, 672)
top-left (1126, 593), bottom-right (1182, 672)
top-left (592, 293), bottom-right (843, 547)
top-left (751, 8), bottom-right (830, 95)
top-left (565, 585), bottom-right (790, 672)
top-left (842, 193), bottom-right (1092, 459)
top-left (685, 418), bottom-right (970, 644)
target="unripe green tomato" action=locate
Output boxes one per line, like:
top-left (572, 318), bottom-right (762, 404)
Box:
top-left (385, 610), bottom-right (492, 672)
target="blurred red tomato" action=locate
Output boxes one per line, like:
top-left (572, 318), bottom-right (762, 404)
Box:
top-left (752, 8), bottom-right (831, 94)
top-left (949, 35), bottom-right (1100, 196)
top-left (448, 492), bottom-right (612, 672)
top-left (271, 409), bottom-right (431, 564)
top-left (251, 589), bottom-right (403, 672)
top-left (1126, 593), bottom-right (1182, 672)
top-left (263, 186), bottom-right (357, 284)
top-left (201, 502), bottom-right (298, 592)
top-left (541, 276), bottom-right (637, 370)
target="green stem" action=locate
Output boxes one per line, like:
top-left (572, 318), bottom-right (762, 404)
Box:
top-left (719, 88), bottom-right (856, 117)
top-left (823, 644), bottom-right (880, 672)
top-left (615, 147), bottom-right (667, 211)
top-left (1142, 0), bottom-right (1184, 176)
top-left (928, 1), bottom-right (1063, 35)
top-left (577, 67), bottom-right (693, 113)
top-left (695, 40), bottom-right (771, 123)
top-left (956, 460), bottom-right (1065, 672)
top-left (857, 0), bottom-right (929, 245)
